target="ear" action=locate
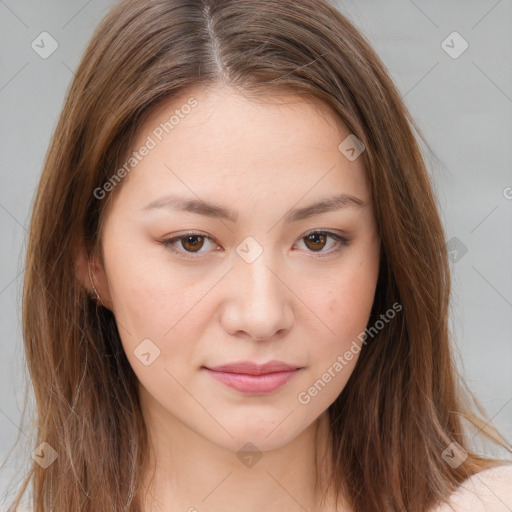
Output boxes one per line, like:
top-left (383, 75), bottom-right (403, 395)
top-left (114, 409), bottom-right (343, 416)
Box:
top-left (75, 242), bottom-right (113, 311)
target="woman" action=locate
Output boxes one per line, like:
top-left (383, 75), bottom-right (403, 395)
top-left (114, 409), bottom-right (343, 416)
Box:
top-left (6, 0), bottom-right (512, 510)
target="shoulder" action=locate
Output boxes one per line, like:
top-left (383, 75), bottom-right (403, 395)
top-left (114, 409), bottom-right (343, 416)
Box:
top-left (431, 464), bottom-right (512, 512)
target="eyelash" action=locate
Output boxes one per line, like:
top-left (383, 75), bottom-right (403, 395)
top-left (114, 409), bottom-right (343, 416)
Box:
top-left (160, 230), bottom-right (350, 260)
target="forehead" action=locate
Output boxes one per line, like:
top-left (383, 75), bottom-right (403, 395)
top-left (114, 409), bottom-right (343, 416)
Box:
top-left (110, 84), bottom-right (370, 214)
top-left (131, 83), bottom-right (357, 159)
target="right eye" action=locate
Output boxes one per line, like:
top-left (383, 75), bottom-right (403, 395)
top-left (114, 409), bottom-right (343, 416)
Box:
top-left (161, 232), bottom-right (221, 259)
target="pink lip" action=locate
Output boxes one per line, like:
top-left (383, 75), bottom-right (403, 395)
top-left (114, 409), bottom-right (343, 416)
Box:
top-left (204, 360), bottom-right (302, 394)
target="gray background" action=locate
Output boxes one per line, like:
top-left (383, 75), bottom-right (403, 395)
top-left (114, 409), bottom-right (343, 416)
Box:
top-left (1, 0), bottom-right (511, 508)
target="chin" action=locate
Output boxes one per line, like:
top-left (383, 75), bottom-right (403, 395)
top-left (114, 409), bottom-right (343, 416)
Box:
top-left (203, 415), bottom-right (311, 453)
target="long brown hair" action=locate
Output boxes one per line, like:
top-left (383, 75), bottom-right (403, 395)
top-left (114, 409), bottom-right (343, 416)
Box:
top-left (4, 0), bottom-right (511, 510)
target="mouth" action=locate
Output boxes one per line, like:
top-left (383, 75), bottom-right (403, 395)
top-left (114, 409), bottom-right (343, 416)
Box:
top-left (203, 360), bottom-right (303, 394)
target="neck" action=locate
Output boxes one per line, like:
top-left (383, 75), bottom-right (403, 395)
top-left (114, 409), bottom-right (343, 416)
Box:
top-left (138, 396), bottom-right (343, 511)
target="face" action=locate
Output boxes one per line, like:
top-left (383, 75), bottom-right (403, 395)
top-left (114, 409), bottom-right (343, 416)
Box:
top-left (91, 84), bottom-right (380, 451)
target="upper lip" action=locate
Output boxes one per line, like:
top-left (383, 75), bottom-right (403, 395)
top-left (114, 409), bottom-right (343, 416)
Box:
top-left (205, 360), bottom-right (300, 375)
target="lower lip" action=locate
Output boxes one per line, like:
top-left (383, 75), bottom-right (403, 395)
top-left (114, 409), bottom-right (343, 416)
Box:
top-left (204, 368), bottom-right (300, 394)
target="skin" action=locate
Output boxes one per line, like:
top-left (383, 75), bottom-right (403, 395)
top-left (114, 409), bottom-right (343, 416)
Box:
top-left (79, 84), bottom-right (380, 511)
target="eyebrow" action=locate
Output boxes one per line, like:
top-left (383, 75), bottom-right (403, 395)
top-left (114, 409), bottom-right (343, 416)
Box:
top-left (140, 193), bottom-right (366, 223)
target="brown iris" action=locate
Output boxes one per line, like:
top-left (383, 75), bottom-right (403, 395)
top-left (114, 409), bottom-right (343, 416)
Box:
top-left (181, 235), bottom-right (205, 252)
top-left (178, 233), bottom-right (329, 254)
top-left (303, 233), bottom-right (327, 251)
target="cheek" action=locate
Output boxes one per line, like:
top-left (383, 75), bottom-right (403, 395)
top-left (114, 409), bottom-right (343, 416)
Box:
top-left (296, 263), bottom-right (377, 409)
top-left (327, 273), bottom-right (375, 327)
top-left (326, 255), bottom-right (378, 335)
top-left (111, 277), bottom-right (205, 374)
top-left (103, 257), bottom-right (212, 382)
top-left (308, 245), bottom-right (379, 371)
top-left (103, 238), bottom-right (199, 334)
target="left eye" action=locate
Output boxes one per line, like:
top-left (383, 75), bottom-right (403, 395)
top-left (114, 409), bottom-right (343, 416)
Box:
top-left (296, 231), bottom-right (348, 255)
top-left (161, 230), bottom-right (349, 259)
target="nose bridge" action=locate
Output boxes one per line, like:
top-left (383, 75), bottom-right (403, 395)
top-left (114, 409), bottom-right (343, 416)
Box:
top-left (235, 235), bottom-right (282, 304)
top-left (222, 235), bottom-right (293, 339)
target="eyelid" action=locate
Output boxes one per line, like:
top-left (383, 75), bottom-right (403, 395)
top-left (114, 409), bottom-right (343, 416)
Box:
top-left (161, 229), bottom-right (351, 259)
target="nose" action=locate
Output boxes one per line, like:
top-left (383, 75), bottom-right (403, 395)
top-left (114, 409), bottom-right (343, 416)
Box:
top-left (218, 248), bottom-right (294, 341)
